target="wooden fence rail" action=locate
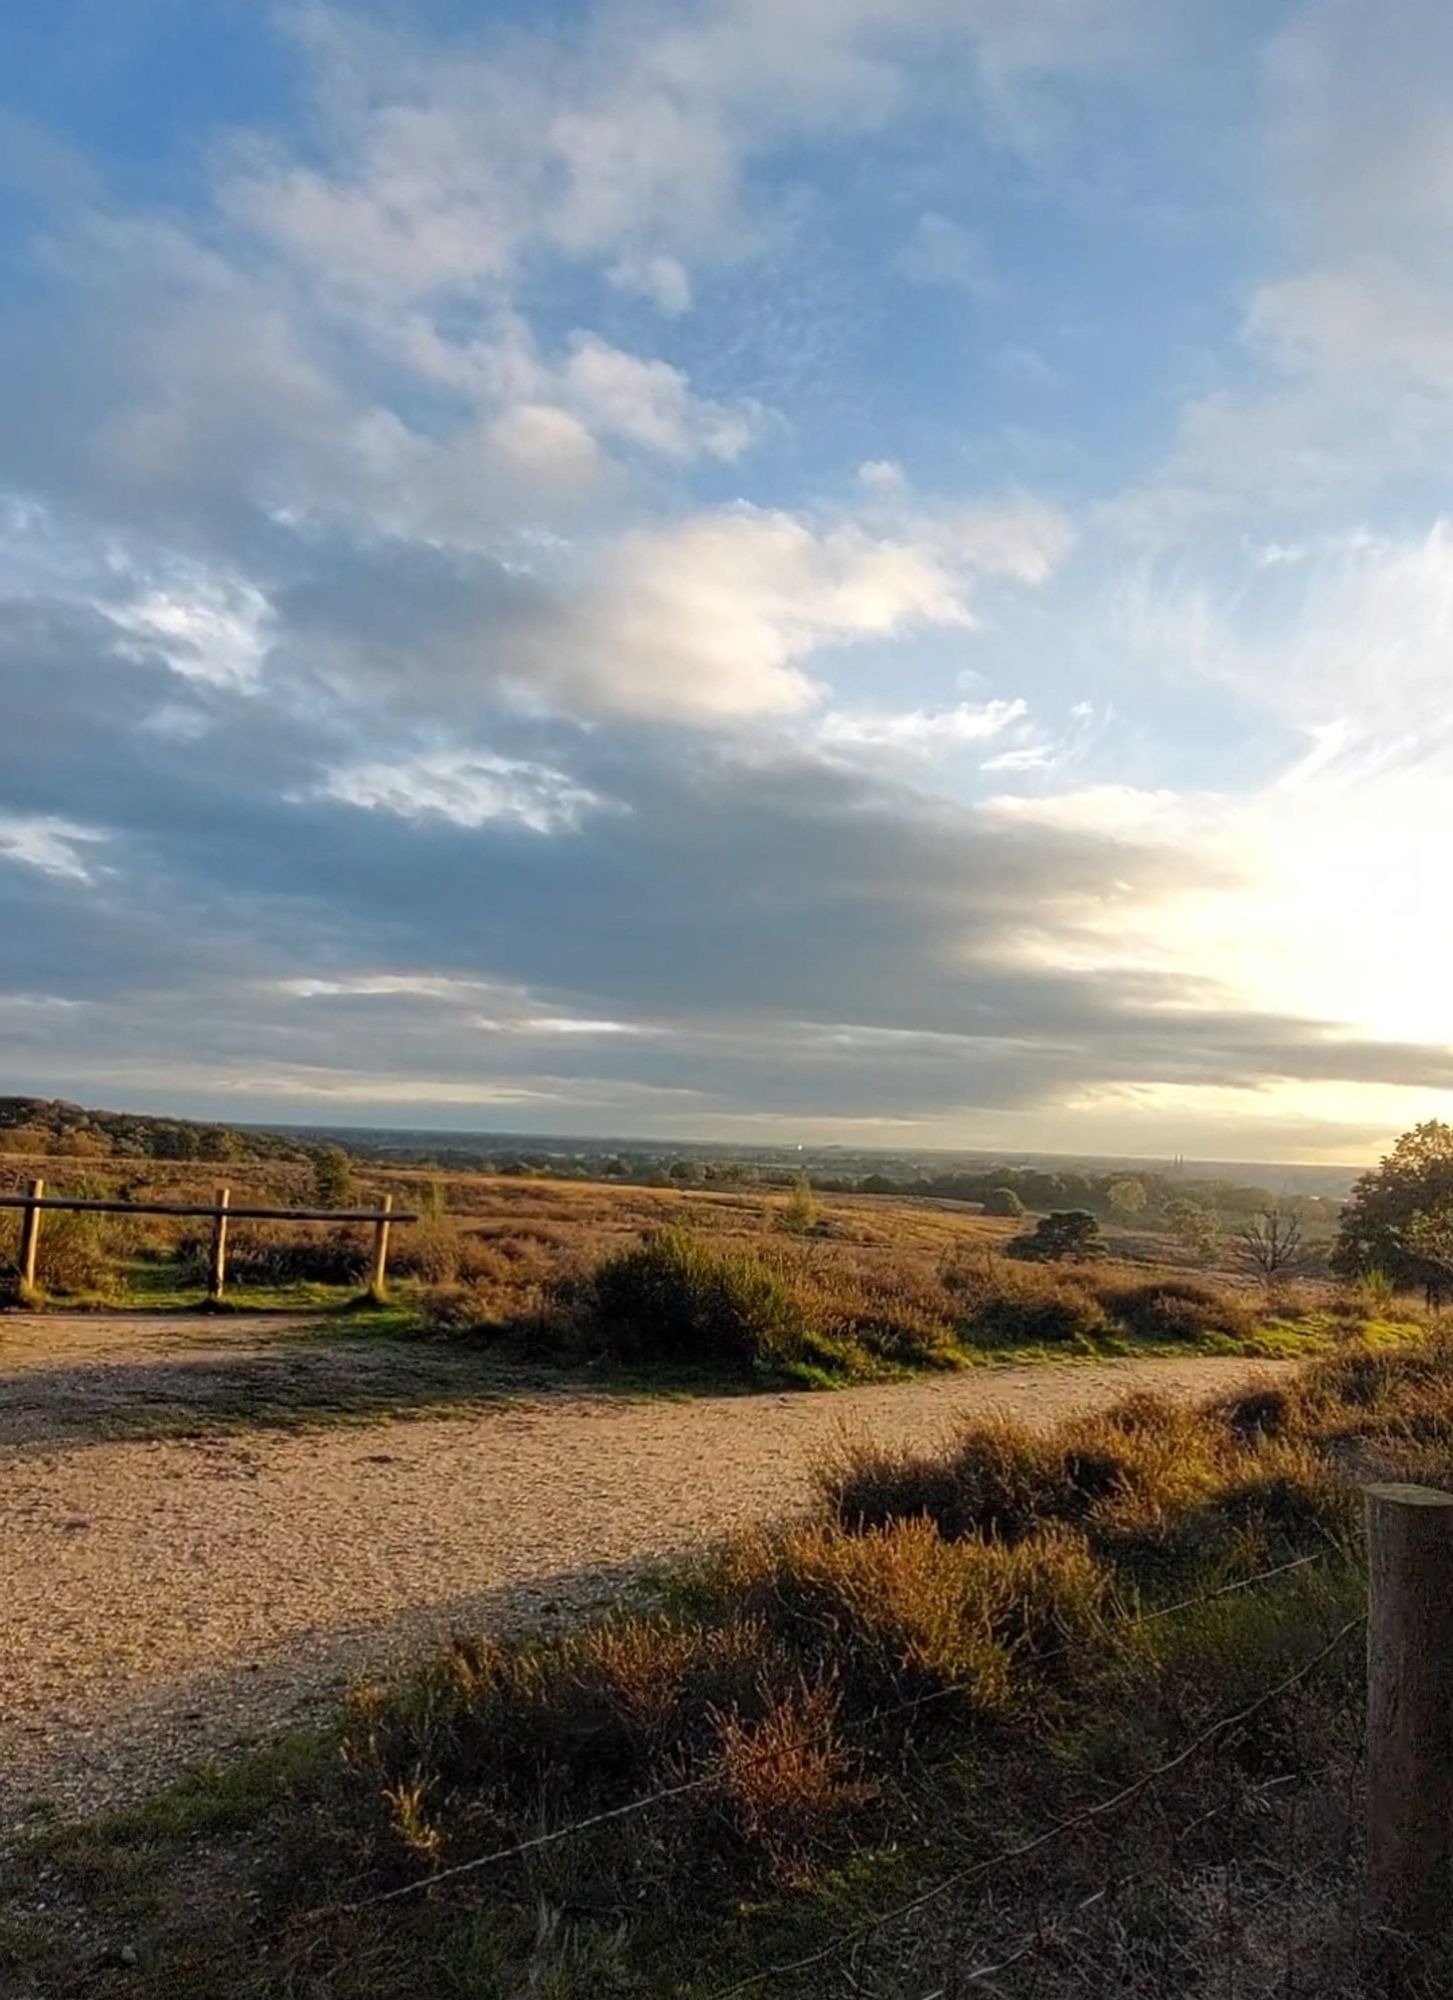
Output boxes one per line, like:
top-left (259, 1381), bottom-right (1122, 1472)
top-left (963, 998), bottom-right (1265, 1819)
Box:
top-left (1, 1179), bottom-right (417, 1301)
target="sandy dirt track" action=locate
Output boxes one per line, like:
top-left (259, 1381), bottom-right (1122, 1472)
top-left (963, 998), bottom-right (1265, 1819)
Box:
top-left (0, 1313), bottom-right (1294, 1834)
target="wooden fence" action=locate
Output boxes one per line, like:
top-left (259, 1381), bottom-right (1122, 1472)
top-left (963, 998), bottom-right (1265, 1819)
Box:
top-left (0, 1178), bottom-right (418, 1300)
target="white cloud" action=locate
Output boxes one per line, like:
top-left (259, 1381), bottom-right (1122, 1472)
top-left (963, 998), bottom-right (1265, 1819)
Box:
top-left (276, 974), bottom-right (490, 1001)
top-left (988, 522), bottom-right (1453, 1056)
top-left (317, 750), bottom-right (606, 834)
top-left (261, 478), bottom-right (1067, 728)
top-left (0, 814), bottom-right (109, 882)
top-left (486, 403), bottom-right (604, 492)
top-left (112, 571), bottom-right (272, 690)
top-left (607, 253), bottom-right (693, 315)
top-left (853, 465), bottom-right (1073, 583)
top-left (898, 211), bottom-right (999, 297)
top-left (818, 697), bottom-right (1026, 751)
top-left (555, 333), bottom-right (759, 461)
top-left (539, 502), bottom-right (981, 721)
top-left (1116, 3), bottom-right (1453, 528)
top-left (517, 1014), bottom-right (653, 1036)
top-left (231, 0), bottom-right (1143, 315)
top-left (979, 783), bottom-right (1184, 838)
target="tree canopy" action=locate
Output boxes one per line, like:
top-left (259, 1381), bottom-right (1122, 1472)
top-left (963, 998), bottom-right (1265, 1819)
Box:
top-left (1331, 1120), bottom-right (1453, 1294)
top-left (1008, 1210), bottom-right (1103, 1262)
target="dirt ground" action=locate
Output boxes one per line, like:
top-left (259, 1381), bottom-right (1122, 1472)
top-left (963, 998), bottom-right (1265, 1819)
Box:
top-left (0, 1312), bottom-right (1294, 1839)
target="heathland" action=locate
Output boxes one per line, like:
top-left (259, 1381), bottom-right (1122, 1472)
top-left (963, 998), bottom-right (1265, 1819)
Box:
top-left (5, 1110), bottom-right (1453, 1996)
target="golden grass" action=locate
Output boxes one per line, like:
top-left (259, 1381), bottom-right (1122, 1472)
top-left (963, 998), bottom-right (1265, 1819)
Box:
top-left (15, 1329), bottom-right (1448, 1998)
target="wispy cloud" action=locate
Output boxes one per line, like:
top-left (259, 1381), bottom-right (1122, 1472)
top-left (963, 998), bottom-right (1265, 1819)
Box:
top-left (0, 814), bottom-right (109, 883)
top-left (316, 751), bottom-right (607, 834)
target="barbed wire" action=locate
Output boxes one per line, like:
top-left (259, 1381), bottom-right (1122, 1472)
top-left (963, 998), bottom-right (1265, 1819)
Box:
top-left (296, 1548), bottom-right (1339, 1926)
top-left (885, 1762), bottom-right (1340, 2000)
top-left (703, 1611), bottom-right (1365, 1999)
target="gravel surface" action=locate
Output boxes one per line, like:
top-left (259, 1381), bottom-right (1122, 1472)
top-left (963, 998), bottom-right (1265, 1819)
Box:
top-left (0, 1314), bottom-right (1294, 1837)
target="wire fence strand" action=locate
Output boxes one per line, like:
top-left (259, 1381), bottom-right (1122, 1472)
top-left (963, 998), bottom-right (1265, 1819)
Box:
top-left (294, 1549), bottom-right (1341, 1932)
top-left (703, 1611), bottom-right (1366, 2000)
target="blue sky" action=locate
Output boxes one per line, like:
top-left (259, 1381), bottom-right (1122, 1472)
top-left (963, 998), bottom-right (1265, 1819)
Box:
top-left (3, 0), bottom-right (1452, 1162)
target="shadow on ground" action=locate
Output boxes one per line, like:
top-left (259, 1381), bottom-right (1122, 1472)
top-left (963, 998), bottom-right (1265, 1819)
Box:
top-left (0, 1329), bottom-right (597, 1448)
top-left (3, 1551), bottom-right (662, 1839)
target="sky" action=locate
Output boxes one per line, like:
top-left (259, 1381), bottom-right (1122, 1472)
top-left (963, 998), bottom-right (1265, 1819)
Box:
top-left (2, 0), bottom-right (1452, 1163)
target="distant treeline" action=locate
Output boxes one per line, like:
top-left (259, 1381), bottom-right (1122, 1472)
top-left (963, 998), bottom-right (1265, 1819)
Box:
top-left (0, 1097), bottom-right (312, 1164)
top-left (820, 1164), bottom-right (1338, 1234)
top-left (0, 1098), bottom-right (1337, 1236)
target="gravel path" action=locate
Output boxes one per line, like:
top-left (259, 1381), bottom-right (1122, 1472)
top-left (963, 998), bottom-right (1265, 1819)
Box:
top-left (0, 1315), bottom-right (1294, 1835)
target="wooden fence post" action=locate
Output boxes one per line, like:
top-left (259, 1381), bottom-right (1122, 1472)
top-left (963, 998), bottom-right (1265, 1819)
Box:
top-left (208, 1186), bottom-right (230, 1301)
top-left (369, 1193), bottom-right (393, 1299)
top-left (18, 1177), bottom-right (44, 1293)
top-left (1365, 1482), bottom-right (1453, 1956)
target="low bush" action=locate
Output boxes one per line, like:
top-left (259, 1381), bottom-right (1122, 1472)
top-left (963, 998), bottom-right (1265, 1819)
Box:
top-left (385, 1219), bottom-right (513, 1288)
top-left (1105, 1276), bottom-right (1256, 1342)
top-left (702, 1516), bottom-right (1112, 1711)
top-left (792, 1259), bottom-right (962, 1374)
top-left (825, 1371), bottom-right (1369, 1598)
top-left (177, 1223), bottom-right (369, 1289)
top-left (948, 1257), bottom-right (1114, 1348)
top-left (344, 1512), bottom-right (1119, 1907)
top-left (415, 1281), bottom-right (498, 1339)
top-left (585, 1227), bottom-right (822, 1376)
top-left (0, 1206), bottom-right (114, 1297)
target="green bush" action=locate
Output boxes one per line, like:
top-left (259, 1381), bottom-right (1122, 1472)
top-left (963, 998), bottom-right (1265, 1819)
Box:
top-left (177, 1224), bottom-right (368, 1289)
top-left (0, 1207), bottom-right (114, 1298)
top-left (952, 1262), bottom-right (1112, 1347)
top-left (705, 1517), bottom-right (1110, 1710)
top-left (1105, 1277), bottom-right (1255, 1342)
top-left (586, 1227), bottom-right (816, 1376)
top-left (1007, 1210), bottom-right (1103, 1262)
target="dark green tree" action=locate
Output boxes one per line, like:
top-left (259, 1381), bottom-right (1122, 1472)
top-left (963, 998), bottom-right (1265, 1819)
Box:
top-left (1332, 1121), bottom-right (1453, 1299)
top-left (1009, 1210), bottom-right (1103, 1262)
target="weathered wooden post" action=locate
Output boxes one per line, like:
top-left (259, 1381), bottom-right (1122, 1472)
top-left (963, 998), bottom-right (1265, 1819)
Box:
top-left (1365, 1482), bottom-right (1453, 1959)
top-left (208, 1186), bottom-right (230, 1301)
top-left (369, 1193), bottom-right (393, 1299)
top-left (18, 1177), bottom-right (44, 1294)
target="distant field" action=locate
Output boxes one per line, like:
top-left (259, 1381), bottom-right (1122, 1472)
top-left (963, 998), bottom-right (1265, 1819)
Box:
top-left (0, 1149), bottom-right (1391, 1426)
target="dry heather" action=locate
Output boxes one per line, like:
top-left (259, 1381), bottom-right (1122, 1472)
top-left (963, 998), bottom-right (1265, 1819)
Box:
top-left (2, 1156), bottom-right (1341, 1382)
top-left (12, 1332), bottom-right (1453, 1998)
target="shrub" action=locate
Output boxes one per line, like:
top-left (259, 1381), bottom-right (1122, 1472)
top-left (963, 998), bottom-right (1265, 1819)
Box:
top-left (586, 1227), bottom-right (815, 1376)
top-left (389, 1219), bottom-right (510, 1287)
top-left (178, 1223), bottom-right (368, 1288)
top-left (389, 1219), bottom-right (460, 1284)
top-left (416, 1282), bottom-right (497, 1339)
top-left (992, 1287), bottom-right (1112, 1345)
top-left (983, 1186), bottom-right (1025, 1218)
top-left (949, 1259), bottom-right (1112, 1348)
top-left (1105, 1277), bottom-right (1254, 1343)
top-left (0, 1207), bottom-right (113, 1298)
top-left (1356, 1268), bottom-right (1397, 1310)
top-left (824, 1421), bottom-right (1089, 1545)
top-left (700, 1517), bottom-right (1110, 1712)
top-left (793, 1260), bottom-right (961, 1374)
top-left (712, 1680), bottom-right (864, 1870)
top-left (776, 1173), bottom-right (819, 1236)
top-left (824, 1394), bottom-right (1242, 1570)
top-left (1007, 1210), bottom-right (1103, 1262)
top-left (310, 1145), bottom-right (354, 1209)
